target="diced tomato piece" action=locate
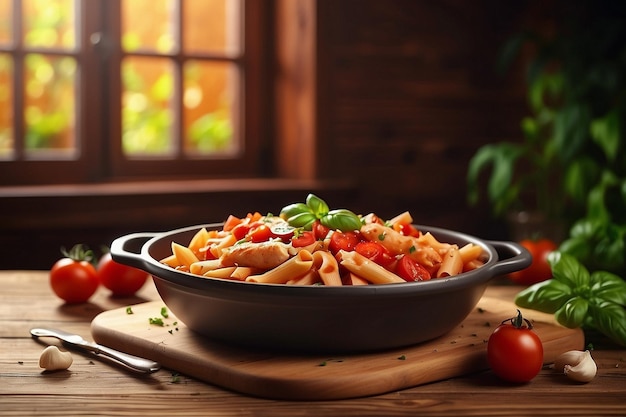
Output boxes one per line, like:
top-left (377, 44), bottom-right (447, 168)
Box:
top-left (396, 255), bottom-right (431, 281)
top-left (223, 215), bottom-right (242, 232)
top-left (312, 221), bottom-right (330, 240)
top-left (328, 231), bottom-right (361, 254)
top-left (355, 241), bottom-right (394, 267)
top-left (232, 223), bottom-right (252, 240)
top-left (291, 231), bottom-right (316, 247)
top-left (396, 223), bottom-right (420, 237)
top-left (249, 224), bottom-right (276, 243)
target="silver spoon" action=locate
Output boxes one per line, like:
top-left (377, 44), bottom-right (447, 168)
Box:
top-left (31, 327), bottom-right (161, 373)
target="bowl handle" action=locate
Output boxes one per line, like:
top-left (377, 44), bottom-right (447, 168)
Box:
top-left (110, 232), bottom-right (159, 270)
top-left (485, 240), bottom-right (532, 277)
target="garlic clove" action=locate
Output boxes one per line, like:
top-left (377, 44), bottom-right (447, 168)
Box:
top-left (39, 345), bottom-right (73, 371)
top-left (554, 349), bottom-right (596, 383)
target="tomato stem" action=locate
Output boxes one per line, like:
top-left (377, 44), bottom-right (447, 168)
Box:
top-left (502, 309), bottom-right (533, 330)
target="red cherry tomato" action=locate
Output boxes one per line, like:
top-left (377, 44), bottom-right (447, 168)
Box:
top-left (328, 231), bottom-right (361, 254)
top-left (509, 238), bottom-right (557, 285)
top-left (395, 255), bottom-right (431, 281)
top-left (231, 222), bottom-right (253, 240)
top-left (355, 241), bottom-right (394, 267)
top-left (398, 223), bottom-right (420, 237)
top-left (291, 231), bottom-right (316, 247)
top-left (487, 310), bottom-right (544, 383)
top-left (249, 224), bottom-right (276, 243)
top-left (97, 252), bottom-right (149, 296)
top-left (312, 221), bottom-right (330, 240)
top-left (49, 245), bottom-right (99, 303)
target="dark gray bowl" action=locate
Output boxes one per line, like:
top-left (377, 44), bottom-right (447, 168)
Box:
top-left (110, 223), bottom-right (531, 353)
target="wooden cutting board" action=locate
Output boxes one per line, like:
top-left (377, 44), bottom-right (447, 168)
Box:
top-left (91, 295), bottom-right (584, 400)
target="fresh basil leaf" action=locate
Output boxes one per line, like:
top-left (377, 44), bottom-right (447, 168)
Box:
top-left (590, 271), bottom-right (626, 306)
top-left (305, 194), bottom-right (329, 217)
top-left (287, 212), bottom-right (318, 228)
top-left (321, 209), bottom-right (362, 232)
top-left (555, 296), bottom-right (588, 328)
top-left (280, 203), bottom-right (311, 219)
top-left (515, 279), bottom-right (574, 313)
top-left (548, 251), bottom-right (590, 288)
top-left (588, 301), bottom-right (626, 347)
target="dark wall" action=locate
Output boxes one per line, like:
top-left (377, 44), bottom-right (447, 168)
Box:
top-left (2, 0), bottom-right (545, 269)
top-left (315, 0), bottom-right (533, 238)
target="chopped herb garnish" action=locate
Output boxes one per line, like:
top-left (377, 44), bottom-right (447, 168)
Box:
top-left (160, 307), bottom-right (169, 318)
top-left (149, 317), bottom-right (165, 326)
top-left (171, 372), bottom-right (181, 383)
top-left (398, 355), bottom-right (406, 360)
top-left (378, 233), bottom-right (386, 241)
top-left (126, 307), bottom-right (134, 315)
top-left (168, 329), bottom-right (173, 334)
top-left (409, 245), bottom-right (416, 254)
top-left (318, 361), bottom-right (327, 366)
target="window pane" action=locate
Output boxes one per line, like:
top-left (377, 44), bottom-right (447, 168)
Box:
top-left (0, 53), bottom-right (12, 158)
top-left (183, 60), bottom-right (237, 155)
top-left (0, 0), bottom-right (11, 45)
top-left (24, 53), bottom-right (77, 157)
top-left (122, 0), bottom-right (176, 53)
top-left (122, 56), bottom-right (175, 156)
top-left (183, 0), bottom-right (241, 54)
top-left (22, 0), bottom-right (76, 49)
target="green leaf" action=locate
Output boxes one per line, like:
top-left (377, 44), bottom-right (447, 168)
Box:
top-left (553, 103), bottom-right (591, 162)
top-left (555, 296), bottom-right (588, 328)
top-left (287, 212), bottom-right (317, 228)
top-left (590, 271), bottom-right (626, 306)
top-left (548, 251), bottom-right (590, 288)
top-left (590, 110), bottom-right (620, 163)
top-left (305, 194), bottom-right (329, 217)
top-left (563, 156), bottom-right (600, 206)
top-left (280, 203), bottom-right (311, 219)
top-left (321, 209), bottom-right (362, 232)
top-left (515, 279), bottom-right (574, 314)
top-left (588, 301), bottom-right (626, 347)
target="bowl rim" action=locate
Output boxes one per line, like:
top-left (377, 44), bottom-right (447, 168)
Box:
top-left (132, 222), bottom-right (503, 298)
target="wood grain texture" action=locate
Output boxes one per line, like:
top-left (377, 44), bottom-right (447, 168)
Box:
top-left (2, 271), bottom-right (625, 416)
top-left (90, 297), bottom-right (583, 400)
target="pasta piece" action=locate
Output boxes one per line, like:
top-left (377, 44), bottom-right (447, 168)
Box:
top-left (287, 270), bottom-right (321, 285)
top-left (188, 228), bottom-right (210, 255)
top-left (246, 250), bottom-right (314, 284)
top-left (208, 234), bottom-right (238, 258)
top-left (458, 243), bottom-right (483, 264)
top-left (190, 259), bottom-right (223, 275)
top-left (463, 259), bottom-right (485, 272)
top-left (231, 267), bottom-right (261, 280)
top-left (436, 247), bottom-right (463, 278)
top-left (311, 251), bottom-right (342, 286)
top-left (160, 253), bottom-right (179, 268)
top-left (339, 250), bottom-right (405, 284)
top-left (345, 272), bottom-right (369, 286)
top-left (171, 242), bottom-right (200, 268)
top-left (203, 266), bottom-right (237, 279)
top-left (386, 211), bottom-right (413, 226)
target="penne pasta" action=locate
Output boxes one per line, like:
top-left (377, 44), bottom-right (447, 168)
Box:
top-left (203, 266), bottom-right (237, 279)
top-left (246, 250), bottom-right (314, 284)
top-left (190, 259), bottom-right (223, 275)
top-left (171, 242), bottom-right (200, 268)
top-left (339, 250), bottom-right (405, 284)
top-left (311, 251), bottom-right (342, 286)
top-left (436, 247), bottom-right (463, 278)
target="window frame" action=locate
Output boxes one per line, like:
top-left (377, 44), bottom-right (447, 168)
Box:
top-left (0, 0), bottom-right (271, 185)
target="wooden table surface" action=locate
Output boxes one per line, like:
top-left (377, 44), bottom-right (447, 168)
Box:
top-left (1, 270), bottom-right (625, 416)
